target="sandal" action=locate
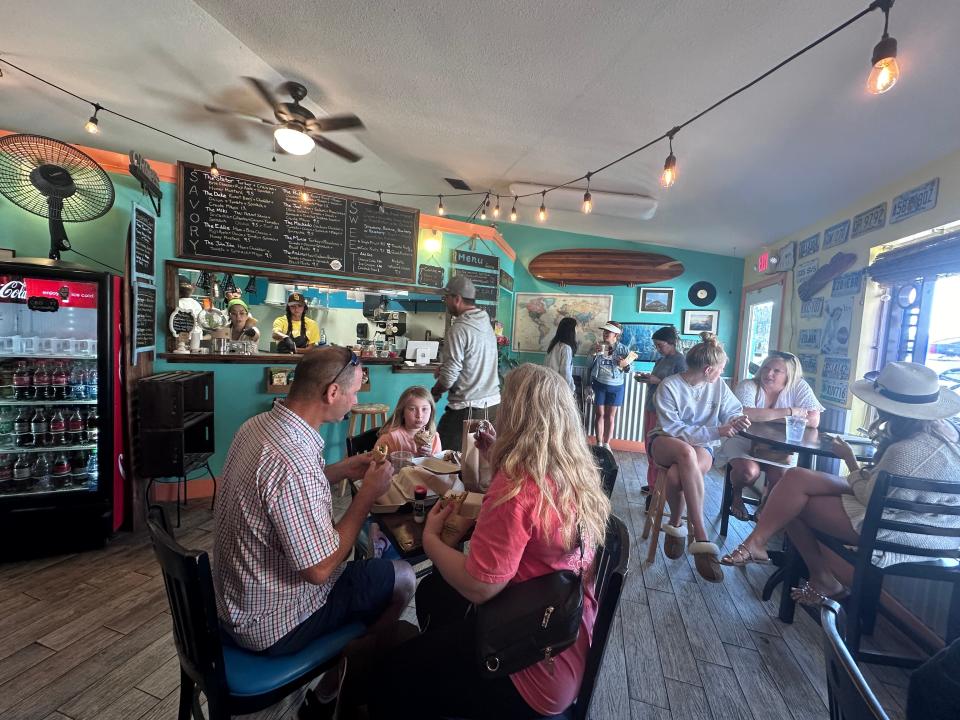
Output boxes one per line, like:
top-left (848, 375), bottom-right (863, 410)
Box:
top-left (662, 522), bottom-right (688, 559)
top-left (690, 540), bottom-right (724, 583)
top-left (719, 543), bottom-right (770, 567)
top-left (789, 580), bottom-right (851, 607)
top-left (729, 502), bottom-right (751, 522)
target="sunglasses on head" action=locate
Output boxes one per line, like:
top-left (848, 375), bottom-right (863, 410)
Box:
top-left (324, 350), bottom-right (361, 394)
top-left (770, 351), bottom-right (797, 361)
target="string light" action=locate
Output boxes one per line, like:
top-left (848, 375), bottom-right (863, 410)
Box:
top-left (437, 195), bottom-right (445, 216)
top-left (424, 229), bottom-right (442, 254)
top-left (660, 130), bottom-right (678, 189)
top-left (538, 191), bottom-right (548, 223)
top-left (582, 174), bottom-right (593, 214)
top-left (84, 103), bottom-right (101, 134)
top-left (493, 195), bottom-right (501, 218)
top-left (510, 197), bottom-right (518, 222)
top-left (480, 193), bottom-right (489, 221)
top-left (300, 178), bottom-right (310, 203)
top-left (867, 0), bottom-right (899, 95)
top-left (0, 4), bottom-right (901, 219)
top-left (208, 151), bottom-right (220, 177)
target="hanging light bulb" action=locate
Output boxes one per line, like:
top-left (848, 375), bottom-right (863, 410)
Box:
top-left (493, 196), bottom-right (501, 218)
top-left (244, 275), bottom-right (258, 294)
top-left (660, 130), bottom-right (678, 189)
top-left (84, 104), bottom-right (101, 135)
top-left (867, 0), bottom-right (899, 95)
top-left (300, 178), bottom-right (310, 203)
top-left (538, 191), bottom-right (548, 223)
top-left (377, 191), bottom-right (385, 213)
top-left (274, 122), bottom-right (316, 155)
top-left (437, 195), bottom-right (445, 216)
top-left (510, 197), bottom-right (518, 222)
top-left (424, 229), bottom-right (442, 254)
top-left (480, 193), bottom-right (489, 221)
top-left (209, 151), bottom-right (220, 178)
top-left (582, 174), bottom-right (593, 214)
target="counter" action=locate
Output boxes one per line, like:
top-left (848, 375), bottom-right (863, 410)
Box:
top-left (158, 352), bottom-right (441, 374)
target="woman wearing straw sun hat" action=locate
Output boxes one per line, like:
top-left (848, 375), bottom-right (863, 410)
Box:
top-left (720, 362), bottom-right (960, 599)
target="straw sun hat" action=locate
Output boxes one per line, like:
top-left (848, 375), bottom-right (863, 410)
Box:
top-left (851, 361), bottom-right (960, 420)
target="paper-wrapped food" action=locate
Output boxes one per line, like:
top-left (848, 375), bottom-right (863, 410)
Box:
top-left (395, 466), bottom-right (458, 498)
top-left (439, 490), bottom-right (484, 546)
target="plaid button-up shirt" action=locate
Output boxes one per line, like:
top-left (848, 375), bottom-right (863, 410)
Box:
top-left (213, 402), bottom-right (343, 651)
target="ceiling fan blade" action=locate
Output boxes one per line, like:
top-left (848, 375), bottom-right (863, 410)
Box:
top-left (243, 76), bottom-right (282, 113)
top-left (307, 114), bottom-right (364, 133)
top-left (203, 104), bottom-right (277, 126)
top-left (311, 134), bottom-right (362, 163)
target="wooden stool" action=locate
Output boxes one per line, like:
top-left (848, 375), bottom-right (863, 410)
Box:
top-left (642, 464), bottom-right (693, 565)
top-left (348, 403), bottom-right (389, 437)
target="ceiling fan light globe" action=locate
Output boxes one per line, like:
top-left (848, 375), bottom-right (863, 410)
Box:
top-left (274, 124), bottom-right (315, 155)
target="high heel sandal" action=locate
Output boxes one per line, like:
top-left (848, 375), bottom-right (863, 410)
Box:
top-left (789, 580), bottom-right (851, 607)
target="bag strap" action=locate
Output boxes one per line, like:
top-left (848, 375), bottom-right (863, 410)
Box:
top-left (575, 524), bottom-right (584, 579)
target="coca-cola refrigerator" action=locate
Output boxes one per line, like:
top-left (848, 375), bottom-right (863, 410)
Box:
top-left (0, 258), bottom-right (122, 557)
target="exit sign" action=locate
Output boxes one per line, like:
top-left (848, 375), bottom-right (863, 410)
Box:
top-left (757, 250), bottom-right (770, 273)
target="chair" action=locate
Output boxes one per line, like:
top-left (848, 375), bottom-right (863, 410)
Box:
top-left (346, 425), bottom-right (382, 457)
top-left (820, 599), bottom-right (890, 720)
top-left (719, 463), bottom-right (763, 537)
top-left (642, 465), bottom-right (693, 565)
top-left (801, 471), bottom-right (960, 668)
top-left (146, 506), bottom-right (365, 719)
top-left (589, 445), bottom-right (619, 498)
top-left (560, 513), bottom-right (631, 720)
top-left (347, 403), bottom-right (389, 438)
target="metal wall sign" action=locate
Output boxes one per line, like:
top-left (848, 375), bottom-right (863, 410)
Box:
top-left (831, 270), bottom-right (864, 297)
top-left (823, 219), bottom-right (851, 249)
top-left (798, 328), bottom-right (822, 349)
top-left (499, 269), bottom-right (514, 291)
top-left (129, 150), bottom-right (163, 215)
top-left (821, 379), bottom-right (849, 406)
top-left (798, 233), bottom-right (820, 259)
top-left (800, 297), bottom-right (824, 318)
top-left (891, 178), bottom-right (939, 224)
top-left (452, 248), bottom-right (499, 271)
top-left (798, 353), bottom-right (819, 374)
top-left (795, 259), bottom-right (819, 286)
top-left (822, 356), bottom-right (851, 381)
top-left (851, 202), bottom-right (887, 239)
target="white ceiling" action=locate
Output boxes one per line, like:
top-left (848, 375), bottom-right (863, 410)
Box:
top-left (2, 0), bottom-right (960, 254)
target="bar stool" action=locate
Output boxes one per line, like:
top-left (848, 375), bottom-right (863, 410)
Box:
top-left (348, 403), bottom-right (389, 438)
top-left (642, 464), bottom-right (693, 565)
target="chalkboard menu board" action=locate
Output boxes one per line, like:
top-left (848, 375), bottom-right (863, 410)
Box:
top-left (176, 162), bottom-right (419, 282)
top-left (452, 267), bottom-right (498, 286)
top-left (133, 283), bottom-right (156, 360)
top-left (130, 203), bottom-right (156, 281)
top-left (418, 264), bottom-right (444, 288)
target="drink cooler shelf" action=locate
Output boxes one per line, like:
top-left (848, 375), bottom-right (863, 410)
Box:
top-left (1, 484), bottom-right (95, 499)
top-left (2, 443), bottom-right (99, 453)
top-left (0, 400), bottom-right (98, 405)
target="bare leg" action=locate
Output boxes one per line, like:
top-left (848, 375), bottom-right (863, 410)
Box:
top-left (650, 437), bottom-right (713, 541)
top-left (664, 464), bottom-right (685, 526)
top-left (595, 404), bottom-right (606, 445)
top-left (785, 518), bottom-right (844, 596)
top-left (728, 458), bottom-right (761, 518)
top-left (603, 406), bottom-right (619, 444)
top-left (736, 467), bottom-right (852, 560)
top-left (367, 560), bottom-right (416, 634)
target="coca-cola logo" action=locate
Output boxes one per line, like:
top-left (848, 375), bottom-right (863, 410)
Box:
top-left (0, 280), bottom-right (26, 302)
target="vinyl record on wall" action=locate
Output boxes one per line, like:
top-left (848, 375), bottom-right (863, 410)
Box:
top-left (688, 281), bottom-right (717, 307)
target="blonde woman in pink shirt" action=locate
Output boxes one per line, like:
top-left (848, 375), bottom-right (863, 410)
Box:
top-left (369, 364), bottom-right (611, 719)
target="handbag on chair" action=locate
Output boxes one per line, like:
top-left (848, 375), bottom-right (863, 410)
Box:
top-left (461, 405), bottom-right (493, 493)
top-left (475, 528), bottom-right (584, 678)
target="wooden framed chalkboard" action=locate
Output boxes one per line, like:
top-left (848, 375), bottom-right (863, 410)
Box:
top-left (176, 162), bottom-right (419, 283)
top-left (130, 202), bottom-right (156, 281)
top-left (133, 283), bottom-right (156, 360)
top-left (417, 263), bottom-right (444, 288)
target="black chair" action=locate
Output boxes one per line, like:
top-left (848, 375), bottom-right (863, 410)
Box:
top-left (796, 471), bottom-right (960, 668)
top-left (146, 506), bottom-right (365, 719)
top-left (346, 425), bottom-right (382, 456)
top-left (588, 445), bottom-right (618, 498)
top-left (719, 463), bottom-right (764, 537)
top-left (559, 513), bottom-right (630, 720)
top-left (820, 599), bottom-right (890, 720)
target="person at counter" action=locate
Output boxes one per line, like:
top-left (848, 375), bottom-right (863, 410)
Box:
top-left (378, 385), bottom-right (443, 457)
top-left (431, 276), bottom-right (500, 450)
top-left (271, 292), bottom-right (320, 352)
top-left (226, 299), bottom-right (260, 345)
top-left (212, 346), bottom-right (416, 658)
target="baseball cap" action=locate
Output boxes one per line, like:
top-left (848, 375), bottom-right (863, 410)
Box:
top-left (442, 275), bottom-right (476, 300)
top-left (287, 292), bottom-right (306, 305)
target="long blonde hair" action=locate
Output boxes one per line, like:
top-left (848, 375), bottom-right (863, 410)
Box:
top-left (686, 332), bottom-right (727, 371)
top-left (380, 386), bottom-right (437, 435)
top-left (488, 364), bottom-right (611, 550)
top-left (751, 351), bottom-right (801, 402)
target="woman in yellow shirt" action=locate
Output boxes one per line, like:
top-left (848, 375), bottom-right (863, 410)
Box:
top-left (272, 292), bottom-right (320, 352)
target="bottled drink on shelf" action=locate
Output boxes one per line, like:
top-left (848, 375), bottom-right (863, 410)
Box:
top-left (14, 407), bottom-right (33, 447)
top-left (85, 450), bottom-right (98, 490)
top-left (85, 408), bottom-right (99, 444)
top-left (0, 453), bottom-right (12, 493)
top-left (49, 409), bottom-right (66, 445)
top-left (67, 408), bottom-right (85, 445)
top-left (69, 363), bottom-right (86, 400)
top-left (13, 360), bottom-right (33, 400)
top-left (71, 450), bottom-right (88, 485)
top-left (31, 453), bottom-right (51, 492)
top-left (51, 362), bottom-right (68, 400)
top-left (0, 406), bottom-right (13, 448)
top-left (13, 453), bottom-right (32, 491)
top-left (30, 408), bottom-right (48, 440)
top-left (33, 362), bottom-right (52, 401)
top-left (51, 452), bottom-right (71, 488)
top-left (0, 363), bottom-right (15, 399)
top-left (85, 366), bottom-right (98, 400)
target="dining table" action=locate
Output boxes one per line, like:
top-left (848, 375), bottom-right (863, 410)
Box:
top-left (737, 420), bottom-right (874, 622)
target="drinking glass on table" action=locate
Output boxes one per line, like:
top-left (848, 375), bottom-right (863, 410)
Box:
top-left (785, 415), bottom-right (809, 443)
top-left (390, 450), bottom-right (415, 474)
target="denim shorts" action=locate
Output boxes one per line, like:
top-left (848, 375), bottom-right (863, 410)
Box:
top-left (646, 431), bottom-right (716, 462)
top-left (592, 381), bottom-right (626, 407)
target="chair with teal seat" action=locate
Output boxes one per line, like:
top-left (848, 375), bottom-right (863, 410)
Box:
top-left (147, 506), bottom-right (365, 719)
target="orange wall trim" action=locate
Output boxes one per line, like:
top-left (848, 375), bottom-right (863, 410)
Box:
top-left (420, 214), bottom-right (516, 261)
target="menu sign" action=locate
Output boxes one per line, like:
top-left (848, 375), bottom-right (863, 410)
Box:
top-left (474, 284), bottom-right (499, 302)
top-left (452, 267), bottom-right (498, 286)
top-left (133, 283), bottom-right (156, 360)
top-left (417, 263), bottom-right (444, 288)
top-left (176, 162), bottom-right (419, 283)
top-left (452, 248), bottom-right (499, 272)
top-left (130, 202), bottom-right (156, 281)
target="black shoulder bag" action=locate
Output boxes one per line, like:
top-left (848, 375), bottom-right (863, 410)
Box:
top-left (475, 527), bottom-right (585, 678)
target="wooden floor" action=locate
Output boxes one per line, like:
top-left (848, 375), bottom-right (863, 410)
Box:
top-left (0, 451), bottom-right (922, 719)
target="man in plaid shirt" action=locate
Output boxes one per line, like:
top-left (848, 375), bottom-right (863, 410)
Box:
top-left (213, 346), bottom-right (415, 655)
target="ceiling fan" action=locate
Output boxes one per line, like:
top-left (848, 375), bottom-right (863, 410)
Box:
top-left (206, 78), bottom-right (364, 162)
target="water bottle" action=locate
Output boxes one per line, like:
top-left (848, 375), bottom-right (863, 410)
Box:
top-left (319, 327), bottom-right (327, 346)
top-left (85, 450), bottom-right (99, 490)
top-left (0, 406), bottom-right (13, 448)
top-left (31, 453), bottom-right (51, 491)
top-left (85, 365), bottom-right (98, 400)
top-left (69, 363), bottom-right (86, 400)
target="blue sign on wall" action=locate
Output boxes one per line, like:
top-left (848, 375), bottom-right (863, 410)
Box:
top-left (891, 178), bottom-right (939, 224)
top-left (851, 202), bottom-right (887, 239)
top-left (831, 270), bottom-right (864, 297)
top-left (798, 233), bottom-right (820, 259)
top-left (800, 297), bottom-right (824, 318)
top-left (823, 220), bottom-right (850, 249)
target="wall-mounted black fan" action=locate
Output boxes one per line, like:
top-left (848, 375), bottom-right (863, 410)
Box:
top-left (0, 134), bottom-right (115, 260)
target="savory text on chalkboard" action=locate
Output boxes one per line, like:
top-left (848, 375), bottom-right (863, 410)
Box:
top-left (176, 162), bottom-right (419, 283)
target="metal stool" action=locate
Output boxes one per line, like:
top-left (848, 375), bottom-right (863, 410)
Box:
top-left (348, 403), bottom-right (389, 438)
top-left (642, 464), bottom-right (693, 565)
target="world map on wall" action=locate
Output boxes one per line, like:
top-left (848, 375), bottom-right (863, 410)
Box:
top-left (512, 292), bottom-right (613, 354)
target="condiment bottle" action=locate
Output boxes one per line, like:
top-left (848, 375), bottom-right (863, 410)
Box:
top-left (413, 485), bottom-right (428, 523)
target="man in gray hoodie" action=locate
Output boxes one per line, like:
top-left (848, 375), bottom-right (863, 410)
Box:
top-left (431, 275), bottom-right (501, 450)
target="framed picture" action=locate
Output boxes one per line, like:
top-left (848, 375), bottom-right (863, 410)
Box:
top-left (617, 322), bottom-right (671, 362)
top-left (682, 309), bottom-right (719, 335)
top-left (639, 287), bottom-right (674, 314)
top-left (512, 292), bottom-right (613, 354)
top-left (0, 248), bottom-right (14, 260)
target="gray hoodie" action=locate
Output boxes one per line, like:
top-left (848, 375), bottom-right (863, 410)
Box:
top-left (437, 307), bottom-right (501, 409)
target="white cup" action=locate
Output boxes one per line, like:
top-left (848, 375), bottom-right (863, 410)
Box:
top-left (785, 416), bottom-right (808, 443)
top-left (0, 336), bottom-right (13, 354)
top-left (39, 337), bottom-right (57, 353)
top-left (57, 338), bottom-right (75, 355)
top-left (74, 339), bottom-right (91, 356)
top-left (20, 336), bottom-right (38, 354)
